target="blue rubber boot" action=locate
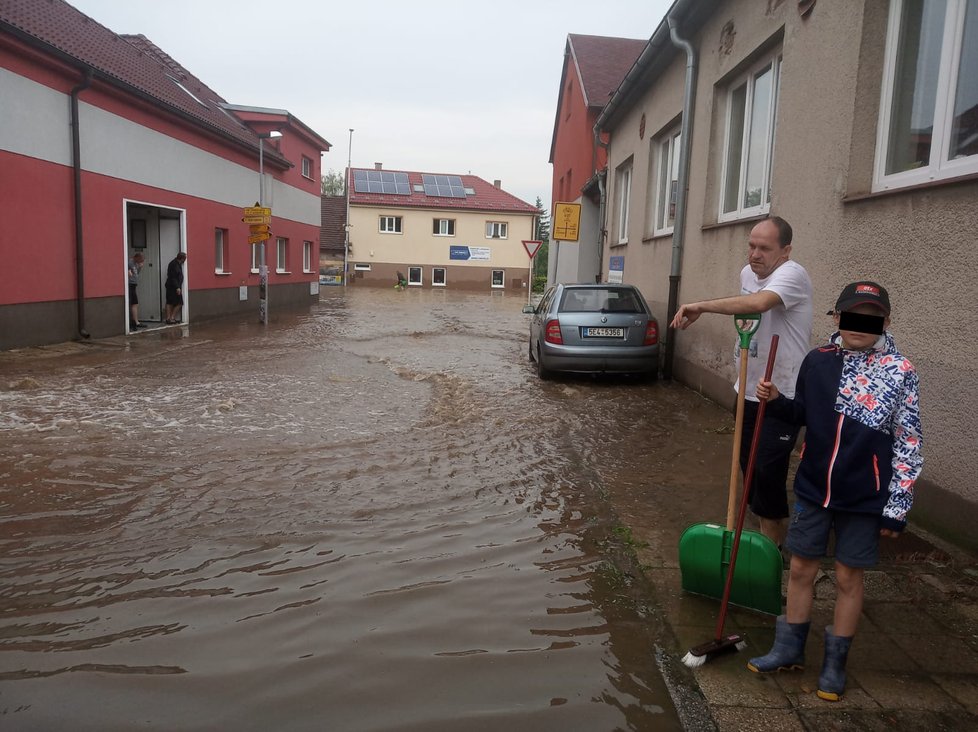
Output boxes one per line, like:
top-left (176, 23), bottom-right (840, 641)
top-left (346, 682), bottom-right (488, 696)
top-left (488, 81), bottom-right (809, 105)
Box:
top-left (816, 626), bottom-right (853, 701)
top-left (747, 615), bottom-right (809, 673)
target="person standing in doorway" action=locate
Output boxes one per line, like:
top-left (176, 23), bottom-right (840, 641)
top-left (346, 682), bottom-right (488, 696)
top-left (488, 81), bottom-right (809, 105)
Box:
top-left (669, 216), bottom-right (813, 548)
top-left (128, 252), bottom-right (146, 329)
top-left (165, 251), bottom-right (187, 324)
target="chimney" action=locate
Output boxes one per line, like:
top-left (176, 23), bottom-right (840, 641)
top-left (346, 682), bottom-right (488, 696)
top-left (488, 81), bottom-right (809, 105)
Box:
top-left (374, 162), bottom-right (383, 170)
top-left (493, 179), bottom-right (501, 189)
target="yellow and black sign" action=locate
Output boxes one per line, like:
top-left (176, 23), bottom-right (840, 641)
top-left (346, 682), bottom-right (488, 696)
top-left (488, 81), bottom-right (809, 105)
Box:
top-left (553, 202), bottom-right (581, 241)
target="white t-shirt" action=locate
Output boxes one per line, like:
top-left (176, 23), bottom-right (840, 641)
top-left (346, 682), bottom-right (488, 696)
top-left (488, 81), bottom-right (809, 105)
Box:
top-left (736, 259), bottom-right (813, 400)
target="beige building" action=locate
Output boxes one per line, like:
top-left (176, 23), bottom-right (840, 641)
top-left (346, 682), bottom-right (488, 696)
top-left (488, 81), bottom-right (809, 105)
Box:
top-left (594, 0), bottom-right (978, 546)
top-left (346, 166), bottom-right (538, 290)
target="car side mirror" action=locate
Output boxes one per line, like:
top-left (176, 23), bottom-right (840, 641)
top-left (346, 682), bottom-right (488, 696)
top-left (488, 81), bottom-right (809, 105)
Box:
top-left (521, 304), bottom-right (535, 314)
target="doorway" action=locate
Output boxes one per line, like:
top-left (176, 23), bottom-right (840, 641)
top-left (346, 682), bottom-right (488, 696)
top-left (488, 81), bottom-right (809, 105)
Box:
top-left (125, 201), bottom-right (186, 331)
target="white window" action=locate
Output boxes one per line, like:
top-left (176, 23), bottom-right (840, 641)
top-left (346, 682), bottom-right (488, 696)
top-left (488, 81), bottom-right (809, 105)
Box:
top-left (303, 241), bottom-right (313, 273)
top-left (615, 162), bottom-right (632, 243)
top-left (408, 266), bottom-right (422, 285)
top-left (301, 155), bottom-right (312, 179)
top-left (276, 237), bottom-right (288, 273)
top-left (433, 218), bottom-right (456, 236)
top-left (215, 228), bottom-right (229, 273)
top-left (432, 267), bottom-right (446, 286)
top-left (491, 269), bottom-right (505, 288)
top-left (379, 216), bottom-right (402, 233)
top-left (251, 243), bottom-right (262, 273)
top-left (486, 221), bottom-right (508, 239)
top-left (353, 263), bottom-right (371, 271)
top-left (875, 0), bottom-right (978, 190)
top-left (719, 52), bottom-right (782, 222)
top-left (654, 128), bottom-right (682, 235)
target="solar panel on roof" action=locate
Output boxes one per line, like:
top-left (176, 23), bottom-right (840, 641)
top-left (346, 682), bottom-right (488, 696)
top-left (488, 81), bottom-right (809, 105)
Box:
top-left (421, 174), bottom-right (468, 198)
top-left (353, 170), bottom-right (411, 194)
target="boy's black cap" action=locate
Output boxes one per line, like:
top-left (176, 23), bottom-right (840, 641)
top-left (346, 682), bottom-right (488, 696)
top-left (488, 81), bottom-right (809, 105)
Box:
top-left (828, 281), bottom-right (890, 315)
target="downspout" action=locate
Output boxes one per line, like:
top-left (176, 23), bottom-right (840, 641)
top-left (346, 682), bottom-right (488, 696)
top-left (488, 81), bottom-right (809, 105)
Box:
top-left (663, 14), bottom-right (698, 380)
top-left (70, 68), bottom-right (93, 339)
top-left (593, 126), bottom-right (611, 283)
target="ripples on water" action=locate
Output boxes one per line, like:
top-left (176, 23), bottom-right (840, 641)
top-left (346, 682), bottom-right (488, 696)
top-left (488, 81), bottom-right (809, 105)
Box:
top-left (0, 289), bottom-right (681, 731)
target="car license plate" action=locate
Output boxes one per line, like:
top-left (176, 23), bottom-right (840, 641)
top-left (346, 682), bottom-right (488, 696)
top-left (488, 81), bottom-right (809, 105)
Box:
top-left (583, 327), bottom-right (624, 338)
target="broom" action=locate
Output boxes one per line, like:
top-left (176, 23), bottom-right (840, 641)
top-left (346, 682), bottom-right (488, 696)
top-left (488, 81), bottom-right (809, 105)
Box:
top-left (682, 334), bottom-right (780, 667)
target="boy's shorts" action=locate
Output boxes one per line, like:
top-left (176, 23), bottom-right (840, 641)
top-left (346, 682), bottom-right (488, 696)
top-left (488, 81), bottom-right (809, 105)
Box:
top-left (740, 400), bottom-right (799, 520)
top-left (785, 498), bottom-right (882, 568)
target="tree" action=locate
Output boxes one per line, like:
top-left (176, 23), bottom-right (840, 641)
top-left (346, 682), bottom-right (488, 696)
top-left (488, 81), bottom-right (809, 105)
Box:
top-left (533, 197), bottom-right (550, 287)
top-left (321, 169), bottom-right (345, 195)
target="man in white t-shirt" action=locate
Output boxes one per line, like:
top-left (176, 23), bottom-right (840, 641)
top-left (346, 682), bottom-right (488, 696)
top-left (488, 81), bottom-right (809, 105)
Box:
top-left (670, 216), bottom-right (813, 547)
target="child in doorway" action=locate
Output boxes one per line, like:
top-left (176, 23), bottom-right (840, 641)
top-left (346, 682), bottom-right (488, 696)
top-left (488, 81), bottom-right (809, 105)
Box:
top-left (746, 281), bottom-right (923, 701)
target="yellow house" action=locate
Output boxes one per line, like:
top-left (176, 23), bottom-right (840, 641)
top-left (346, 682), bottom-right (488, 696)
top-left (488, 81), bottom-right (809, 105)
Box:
top-left (346, 166), bottom-right (538, 290)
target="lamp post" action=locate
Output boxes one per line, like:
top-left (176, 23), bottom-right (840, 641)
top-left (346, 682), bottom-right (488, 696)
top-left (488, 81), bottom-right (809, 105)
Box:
top-left (343, 128), bottom-right (353, 287)
top-left (258, 130), bottom-right (282, 323)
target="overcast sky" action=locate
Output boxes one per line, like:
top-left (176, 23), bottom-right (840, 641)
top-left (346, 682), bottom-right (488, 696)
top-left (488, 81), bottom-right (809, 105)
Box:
top-left (68, 0), bottom-right (674, 208)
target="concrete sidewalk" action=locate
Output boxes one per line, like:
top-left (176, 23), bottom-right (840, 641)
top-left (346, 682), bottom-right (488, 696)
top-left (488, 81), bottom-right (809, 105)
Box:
top-left (621, 441), bottom-right (978, 727)
top-left (591, 381), bottom-right (978, 730)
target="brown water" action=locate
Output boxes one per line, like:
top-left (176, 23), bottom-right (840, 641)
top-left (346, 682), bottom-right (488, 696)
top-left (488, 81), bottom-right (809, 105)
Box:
top-left (0, 288), bottom-right (702, 731)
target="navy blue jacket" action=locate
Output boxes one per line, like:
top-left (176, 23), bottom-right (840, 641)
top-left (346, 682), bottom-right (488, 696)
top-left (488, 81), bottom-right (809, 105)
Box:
top-left (767, 333), bottom-right (922, 532)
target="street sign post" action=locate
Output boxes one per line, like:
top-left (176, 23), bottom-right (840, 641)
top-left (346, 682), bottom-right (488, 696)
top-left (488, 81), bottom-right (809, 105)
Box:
top-left (244, 203), bottom-right (273, 324)
top-left (522, 240), bottom-right (542, 304)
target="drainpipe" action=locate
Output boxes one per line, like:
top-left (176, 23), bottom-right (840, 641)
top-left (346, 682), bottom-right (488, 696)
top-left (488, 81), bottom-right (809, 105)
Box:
top-left (70, 68), bottom-right (93, 339)
top-left (594, 127), bottom-right (610, 284)
top-left (663, 14), bottom-right (698, 380)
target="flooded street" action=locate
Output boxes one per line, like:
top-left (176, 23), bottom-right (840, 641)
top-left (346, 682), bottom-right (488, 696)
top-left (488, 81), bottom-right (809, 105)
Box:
top-left (0, 288), bottom-right (724, 731)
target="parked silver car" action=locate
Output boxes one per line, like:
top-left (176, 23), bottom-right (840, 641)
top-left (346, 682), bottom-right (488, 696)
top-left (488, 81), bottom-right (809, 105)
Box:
top-left (521, 283), bottom-right (660, 379)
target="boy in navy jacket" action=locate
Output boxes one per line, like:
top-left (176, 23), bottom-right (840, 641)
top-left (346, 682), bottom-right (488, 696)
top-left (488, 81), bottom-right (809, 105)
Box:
top-left (746, 281), bottom-right (922, 701)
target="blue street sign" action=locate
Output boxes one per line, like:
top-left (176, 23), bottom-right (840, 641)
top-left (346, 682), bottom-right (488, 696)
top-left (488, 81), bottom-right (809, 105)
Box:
top-left (450, 246), bottom-right (471, 261)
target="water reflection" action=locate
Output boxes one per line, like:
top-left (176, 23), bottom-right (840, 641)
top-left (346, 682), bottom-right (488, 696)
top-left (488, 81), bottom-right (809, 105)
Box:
top-left (0, 289), bottom-right (684, 730)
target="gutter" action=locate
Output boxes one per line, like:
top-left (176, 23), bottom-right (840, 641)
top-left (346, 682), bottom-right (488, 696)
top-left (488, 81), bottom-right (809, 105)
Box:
top-left (663, 13), bottom-right (698, 380)
top-left (70, 67), bottom-right (93, 340)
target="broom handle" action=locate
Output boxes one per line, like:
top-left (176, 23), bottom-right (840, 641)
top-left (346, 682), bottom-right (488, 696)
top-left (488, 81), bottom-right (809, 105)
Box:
top-left (726, 348), bottom-right (750, 531)
top-left (714, 335), bottom-right (780, 640)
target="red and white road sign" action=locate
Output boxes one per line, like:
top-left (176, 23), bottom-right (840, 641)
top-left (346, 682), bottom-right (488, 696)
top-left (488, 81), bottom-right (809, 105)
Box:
top-left (522, 240), bottom-right (542, 258)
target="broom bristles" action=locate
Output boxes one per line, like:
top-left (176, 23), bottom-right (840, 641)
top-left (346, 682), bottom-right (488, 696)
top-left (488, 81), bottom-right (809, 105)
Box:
top-left (681, 633), bottom-right (746, 668)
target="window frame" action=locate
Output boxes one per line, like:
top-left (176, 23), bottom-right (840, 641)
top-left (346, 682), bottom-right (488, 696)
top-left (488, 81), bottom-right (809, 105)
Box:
top-left (276, 237), bottom-right (289, 273)
top-left (302, 241), bottom-right (313, 273)
top-left (485, 221), bottom-right (508, 239)
top-left (653, 127), bottom-right (682, 236)
top-left (491, 269), bottom-right (505, 288)
top-left (353, 263), bottom-right (371, 271)
top-left (251, 243), bottom-right (263, 273)
top-left (717, 51), bottom-right (782, 223)
top-left (301, 155), bottom-right (312, 179)
top-left (433, 218), bottom-right (456, 236)
top-left (215, 227), bottom-right (229, 274)
top-left (379, 216), bottom-right (402, 234)
top-left (615, 162), bottom-right (632, 244)
top-left (432, 267), bottom-right (447, 286)
top-left (874, 0), bottom-right (978, 191)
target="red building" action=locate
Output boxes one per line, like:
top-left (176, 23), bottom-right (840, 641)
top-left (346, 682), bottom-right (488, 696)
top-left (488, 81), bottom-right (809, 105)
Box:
top-left (549, 34), bottom-right (646, 284)
top-left (0, 0), bottom-right (330, 349)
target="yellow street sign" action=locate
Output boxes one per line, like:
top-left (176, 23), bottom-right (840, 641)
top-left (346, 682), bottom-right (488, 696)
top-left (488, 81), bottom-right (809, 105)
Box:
top-left (553, 202), bottom-right (581, 241)
top-left (249, 224), bottom-right (271, 235)
top-left (248, 232), bottom-right (271, 244)
top-left (242, 215), bottom-right (271, 224)
top-left (244, 206), bottom-right (272, 217)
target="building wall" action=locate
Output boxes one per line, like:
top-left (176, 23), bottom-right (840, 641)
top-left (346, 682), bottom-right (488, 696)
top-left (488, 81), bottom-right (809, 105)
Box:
top-left (347, 204), bottom-right (535, 289)
top-left (602, 0), bottom-right (978, 544)
top-left (0, 42), bottom-right (321, 349)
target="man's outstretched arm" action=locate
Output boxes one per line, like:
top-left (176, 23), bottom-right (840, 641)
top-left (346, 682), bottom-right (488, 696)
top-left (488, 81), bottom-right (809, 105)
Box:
top-left (670, 290), bottom-right (783, 330)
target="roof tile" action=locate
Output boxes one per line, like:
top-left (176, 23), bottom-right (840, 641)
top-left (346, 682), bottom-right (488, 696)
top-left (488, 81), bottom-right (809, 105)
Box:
top-left (348, 168), bottom-right (538, 214)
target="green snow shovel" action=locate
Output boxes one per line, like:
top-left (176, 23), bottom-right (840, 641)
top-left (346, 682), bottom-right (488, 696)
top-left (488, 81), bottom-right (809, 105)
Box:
top-left (678, 316), bottom-right (783, 616)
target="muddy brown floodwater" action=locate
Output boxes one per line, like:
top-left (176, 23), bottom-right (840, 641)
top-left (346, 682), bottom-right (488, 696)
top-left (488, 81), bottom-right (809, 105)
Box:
top-left (0, 288), bottom-right (726, 731)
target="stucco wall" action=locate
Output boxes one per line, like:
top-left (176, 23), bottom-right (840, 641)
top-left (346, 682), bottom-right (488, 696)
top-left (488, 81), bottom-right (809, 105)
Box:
top-left (601, 0), bottom-right (978, 540)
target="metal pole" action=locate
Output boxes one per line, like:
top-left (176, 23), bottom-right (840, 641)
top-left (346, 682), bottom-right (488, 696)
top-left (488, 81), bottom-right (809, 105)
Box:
top-left (343, 128), bottom-right (353, 287)
top-left (259, 136), bottom-right (268, 324)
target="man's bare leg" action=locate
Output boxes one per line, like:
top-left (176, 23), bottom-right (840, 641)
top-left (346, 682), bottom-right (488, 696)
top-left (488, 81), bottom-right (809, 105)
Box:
top-left (759, 517), bottom-right (786, 547)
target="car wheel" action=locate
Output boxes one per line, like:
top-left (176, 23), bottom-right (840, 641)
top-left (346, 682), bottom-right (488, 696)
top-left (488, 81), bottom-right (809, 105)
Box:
top-left (536, 346), bottom-right (553, 380)
top-left (528, 337), bottom-right (534, 361)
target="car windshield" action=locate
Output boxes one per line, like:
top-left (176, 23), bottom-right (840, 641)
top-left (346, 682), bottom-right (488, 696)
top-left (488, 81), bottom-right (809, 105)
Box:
top-left (559, 288), bottom-right (643, 314)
